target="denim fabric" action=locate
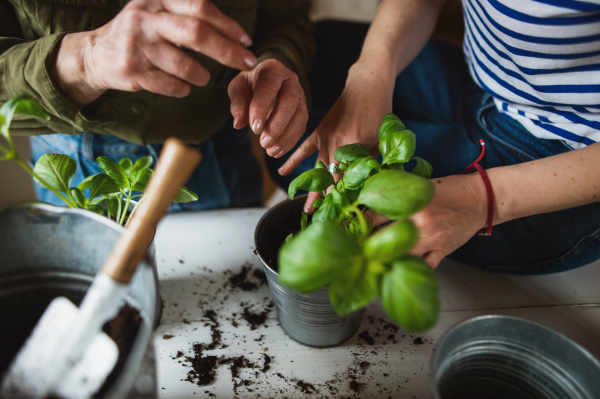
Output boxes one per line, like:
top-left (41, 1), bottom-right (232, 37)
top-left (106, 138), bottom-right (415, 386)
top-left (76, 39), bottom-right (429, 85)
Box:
top-left (30, 117), bottom-right (263, 211)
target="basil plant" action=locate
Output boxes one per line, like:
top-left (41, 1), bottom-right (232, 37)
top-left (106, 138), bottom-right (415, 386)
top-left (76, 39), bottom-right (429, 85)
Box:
top-left (279, 113), bottom-right (439, 332)
top-left (0, 95), bottom-right (198, 226)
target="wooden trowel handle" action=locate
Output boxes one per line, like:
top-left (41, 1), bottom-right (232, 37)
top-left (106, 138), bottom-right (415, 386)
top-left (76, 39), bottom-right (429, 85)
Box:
top-left (101, 138), bottom-right (202, 283)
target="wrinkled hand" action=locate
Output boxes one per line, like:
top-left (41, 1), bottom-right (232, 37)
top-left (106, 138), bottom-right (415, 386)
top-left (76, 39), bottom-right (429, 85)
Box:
top-left (53, 0), bottom-right (257, 106)
top-left (366, 174), bottom-right (489, 268)
top-left (228, 59), bottom-right (308, 159)
top-left (278, 65), bottom-right (393, 213)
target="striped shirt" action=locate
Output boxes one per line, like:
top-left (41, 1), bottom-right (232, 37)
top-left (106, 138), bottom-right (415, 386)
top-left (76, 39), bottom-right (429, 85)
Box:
top-left (462, 0), bottom-right (600, 149)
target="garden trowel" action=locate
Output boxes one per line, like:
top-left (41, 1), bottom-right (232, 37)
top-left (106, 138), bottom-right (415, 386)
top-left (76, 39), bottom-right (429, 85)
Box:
top-left (0, 137), bottom-right (202, 399)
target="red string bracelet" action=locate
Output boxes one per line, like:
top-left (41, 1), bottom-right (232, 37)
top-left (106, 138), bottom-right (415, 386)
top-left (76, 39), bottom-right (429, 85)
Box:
top-left (462, 139), bottom-right (494, 236)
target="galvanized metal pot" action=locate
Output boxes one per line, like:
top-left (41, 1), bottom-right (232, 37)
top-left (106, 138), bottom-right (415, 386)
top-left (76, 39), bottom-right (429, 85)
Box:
top-left (254, 196), bottom-right (365, 348)
top-left (431, 315), bottom-right (600, 399)
top-left (0, 204), bottom-right (161, 399)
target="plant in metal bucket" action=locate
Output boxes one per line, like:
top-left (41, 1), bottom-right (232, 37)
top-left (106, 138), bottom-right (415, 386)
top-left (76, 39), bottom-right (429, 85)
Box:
top-left (279, 113), bottom-right (439, 332)
top-left (0, 95), bottom-right (198, 225)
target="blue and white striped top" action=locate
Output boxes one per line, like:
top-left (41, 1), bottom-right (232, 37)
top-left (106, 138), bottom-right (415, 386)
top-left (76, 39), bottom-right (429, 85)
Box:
top-left (462, 0), bottom-right (600, 149)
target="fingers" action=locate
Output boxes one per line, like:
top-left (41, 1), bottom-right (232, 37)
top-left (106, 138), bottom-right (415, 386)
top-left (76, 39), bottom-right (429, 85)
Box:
top-left (152, 12), bottom-right (257, 71)
top-left (363, 210), bottom-right (391, 228)
top-left (135, 68), bottom-right (191, 97)
top-left (144, 41), bottom-right (210, 87)
top-left (266, 101), bottom-right (308, 158)
top-left (162, 0), bottom-right (252, 47)
top-left (228, 74), bottom-right (252, 129)
top-left (278, 133), bottom-right (319, 176)
top-left (423, 251), bottom-right (445, 268)
top-left (304, 191), bottom-right (322, 214)
top-left (247, 68), bottom-right (284, 136)
top-left (259, 77), bottom-right (305, 151)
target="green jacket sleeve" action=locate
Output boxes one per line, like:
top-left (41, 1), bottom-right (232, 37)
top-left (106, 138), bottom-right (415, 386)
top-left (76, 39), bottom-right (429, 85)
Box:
top-left (253, 0), bottom-right (316, 105)
top-left (0, 0), bottom-right (118, 136)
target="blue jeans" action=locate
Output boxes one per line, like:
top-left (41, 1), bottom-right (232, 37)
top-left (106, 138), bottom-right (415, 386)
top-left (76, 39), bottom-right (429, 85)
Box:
top-left (272, 23), bottom-right (600, 275)
top-left (31, 117), bottom-right (263, 211)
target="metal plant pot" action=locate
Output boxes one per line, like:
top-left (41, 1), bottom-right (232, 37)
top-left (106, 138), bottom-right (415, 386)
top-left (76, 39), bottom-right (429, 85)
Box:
top-left (0, 204), bottom-right (161, 399)
top-left (254, 195), bottom-right (365, 348)
top-left (431, 315), bottom-right (600, 399)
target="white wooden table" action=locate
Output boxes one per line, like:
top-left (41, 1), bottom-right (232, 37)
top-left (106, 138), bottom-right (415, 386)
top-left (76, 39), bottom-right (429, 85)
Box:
top-left (153, 208), bottom-right (600, 398)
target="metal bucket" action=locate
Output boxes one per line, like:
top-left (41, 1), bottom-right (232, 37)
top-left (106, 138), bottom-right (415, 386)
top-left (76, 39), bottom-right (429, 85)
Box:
top-left (254, 196), bottom-right (365, 348)
top-left (431, 315), bottom-right (600, 399)
top-left (0, 204), bottom-right (161, 399)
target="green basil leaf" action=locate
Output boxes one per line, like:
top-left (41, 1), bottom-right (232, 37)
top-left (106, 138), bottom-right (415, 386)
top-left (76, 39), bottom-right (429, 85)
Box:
top-left (0, 95), bottom-right (50, 137)
top-left (382, 163), bottom-right (405, 171)
top-left (33, 153), bottom-right (77, 195)
top-left (363, 220), bottom-right (417, 262)
top-left (330, 187), bottom-right (350, 210)
top-left (311, 198), bottom-right (323, 208)
top-left (107, 196), bottom-right (120, 218)
top-left (381, 256), bottom-right (439, 332)
top-left (357, 170), bottom-right (434, 220)
top-left (132, 156), bottom-right (153, 172)
top-left (69, 187), bottom-right (87, 208)
top-left (380, 129), bottom-right (416, 165)
top-left (300, 212), bottom-right (308, 231)
top-left (378, 113), bottom-right (406, 142)
top-left (288, 168), bottom-right (335, 200)
top-left (77, 174), bottom-right (99, 191)
top-left (315, 160), bottom-right (327, 169)
top-left (285, 233), bottom-right (294, 243)
top-left (97, 156), bottom-right (129, 189)
top-left (329, 256), bottom-right (378, 315)
top-left (312, 194), bottom-right (341, 223)
top-left (89, 174), bottom-right (120, 199)
top-left (118, 158), bottom-right (133, 176)
top-left (410, 157), bottom-right (433, 179)
top-left (333, 143), bottom-right (370, 163)
top-left (346, 217), bottom-right (373, 239)
top-left (344, 187), bottom-right (361, 204)
top-left (174, 186), bottom-right (199, 203)
top-left (279, 222), bottom-right (358, 292)
top-left (85, 204), bottom-right (104, 215)
top-left (130, 167), bottom-right (153, 192)
top-left (344, 156), bottom-right (381, 190)
top-left (338, 162), bottom-right (349, 171)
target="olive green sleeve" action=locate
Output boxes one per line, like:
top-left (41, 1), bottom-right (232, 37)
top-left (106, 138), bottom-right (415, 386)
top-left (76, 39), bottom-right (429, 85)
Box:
top-left (253, 0), bottom-right (316, 105)
top-left (0, 1), bottom-right (118, 136)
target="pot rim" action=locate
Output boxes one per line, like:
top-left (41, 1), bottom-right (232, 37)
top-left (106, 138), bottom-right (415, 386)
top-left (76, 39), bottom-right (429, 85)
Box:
top-left (254, 194), bottom-right (308, 277)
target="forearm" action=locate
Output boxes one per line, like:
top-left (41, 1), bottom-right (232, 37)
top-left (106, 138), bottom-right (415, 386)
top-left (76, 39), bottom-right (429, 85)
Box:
top-left (487, 142), bottom-right (600, 225)
top-left (350, 0), bottom-right (446, 84)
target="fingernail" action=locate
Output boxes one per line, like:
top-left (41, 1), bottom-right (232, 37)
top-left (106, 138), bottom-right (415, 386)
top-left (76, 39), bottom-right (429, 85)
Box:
top-left (253, 119), bottom-right (264, 135)
top-left (274, 149), bottom-right (283, 158)
top-left (233, 113), bottom-right (239, 129)
top-left (261, 135), bottom-right (272, 148)
top-left (241, 33), bottom-right (252, 47)
top-left (245, 55), bottom-right (257, 69)
top-left (304, 205), bottom-right (311, 213)
top-left (268, 146), bottom-right (280, 157)
top-left (277, 166), bottom-right (285, 174)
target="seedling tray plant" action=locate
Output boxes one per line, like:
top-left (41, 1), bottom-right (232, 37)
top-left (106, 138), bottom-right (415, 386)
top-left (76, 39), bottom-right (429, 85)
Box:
top-left (279, 113), bottom-right (439, 332)
top-left (0, 95), bottom-right (198, 225)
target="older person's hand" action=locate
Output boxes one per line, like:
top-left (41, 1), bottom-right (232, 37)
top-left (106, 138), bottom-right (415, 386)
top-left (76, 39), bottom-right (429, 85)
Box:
top-left (52, 0), bottom-right (257, 107)
top-left (228, 59), bottom-right (309, 159)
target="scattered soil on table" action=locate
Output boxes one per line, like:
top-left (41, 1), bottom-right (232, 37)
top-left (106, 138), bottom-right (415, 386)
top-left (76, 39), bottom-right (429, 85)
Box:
top-left (413, 337), bottom-right (424, 344)
top-left (226, 263), bottom-right (267, 292)
top-left (358, 330), bottom-right (375, 345)
top-left (241, 306), bottom-right (269, 330)
top-left (184, 344), bottom-right (218, 386)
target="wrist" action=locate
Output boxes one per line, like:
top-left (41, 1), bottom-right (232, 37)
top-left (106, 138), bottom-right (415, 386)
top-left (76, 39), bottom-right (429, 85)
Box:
top-left (462, 172), bottom-right (492, 229)
top-left (347, 58), bottom-right (396, 89)
top-left (51, 31), bottom-right (106, 108)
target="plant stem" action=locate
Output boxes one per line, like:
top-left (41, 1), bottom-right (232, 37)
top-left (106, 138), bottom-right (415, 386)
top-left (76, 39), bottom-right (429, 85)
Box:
top-left (120, 192), bottom-right (131, 225)
top-left (15, 159), bottom-right (77, 207)
top-left (116, 192), bottom-right (123, 223)
top-left (125, 195), bottom-right (144, 228)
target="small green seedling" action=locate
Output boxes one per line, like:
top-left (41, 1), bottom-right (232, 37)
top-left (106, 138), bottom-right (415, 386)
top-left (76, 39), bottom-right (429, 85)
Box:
top-left (279, 113), bottom-right (439, 332)
top-left (0, 95), bottom-right (198, 225)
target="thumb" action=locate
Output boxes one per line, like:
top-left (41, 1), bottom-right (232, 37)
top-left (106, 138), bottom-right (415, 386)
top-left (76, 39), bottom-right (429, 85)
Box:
top-left (227, 73), bottom-right (251, 129)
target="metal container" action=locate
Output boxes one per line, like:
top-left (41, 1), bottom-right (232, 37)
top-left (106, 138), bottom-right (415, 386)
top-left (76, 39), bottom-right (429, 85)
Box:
top-left (0, 204), bottom-right (161, 399)
top-left (254, 196), bottom-right (365, 348)
top-left (431, 315), bottom-right (600, 399)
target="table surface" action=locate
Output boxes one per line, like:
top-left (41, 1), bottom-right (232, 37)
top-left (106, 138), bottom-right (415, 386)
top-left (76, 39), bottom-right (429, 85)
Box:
top-left (152, 208), bottom-right (600, 399)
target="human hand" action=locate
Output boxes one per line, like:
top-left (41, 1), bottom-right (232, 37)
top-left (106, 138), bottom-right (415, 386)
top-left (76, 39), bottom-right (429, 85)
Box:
top-left (366, 174), bottom-right (490, 268)
top-left (278, 63), bottom-right (395, 213)
top-left (228, 59), bottom-right (309, 159)
top-left (52, 0), bottom-right (257, 107)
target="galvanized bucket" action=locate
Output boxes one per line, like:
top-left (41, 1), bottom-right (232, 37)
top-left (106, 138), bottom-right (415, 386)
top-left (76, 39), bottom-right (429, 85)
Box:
top-left (431, 315), bottom-right (600, 399)
top-left (0, 204), bottom-right (161, 399)
top-left (254, 196), bottom-right (365, 348)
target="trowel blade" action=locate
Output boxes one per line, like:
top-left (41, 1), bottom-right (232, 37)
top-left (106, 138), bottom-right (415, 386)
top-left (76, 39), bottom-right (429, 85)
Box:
top-left (0, 296), bottom-right (118, 399)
